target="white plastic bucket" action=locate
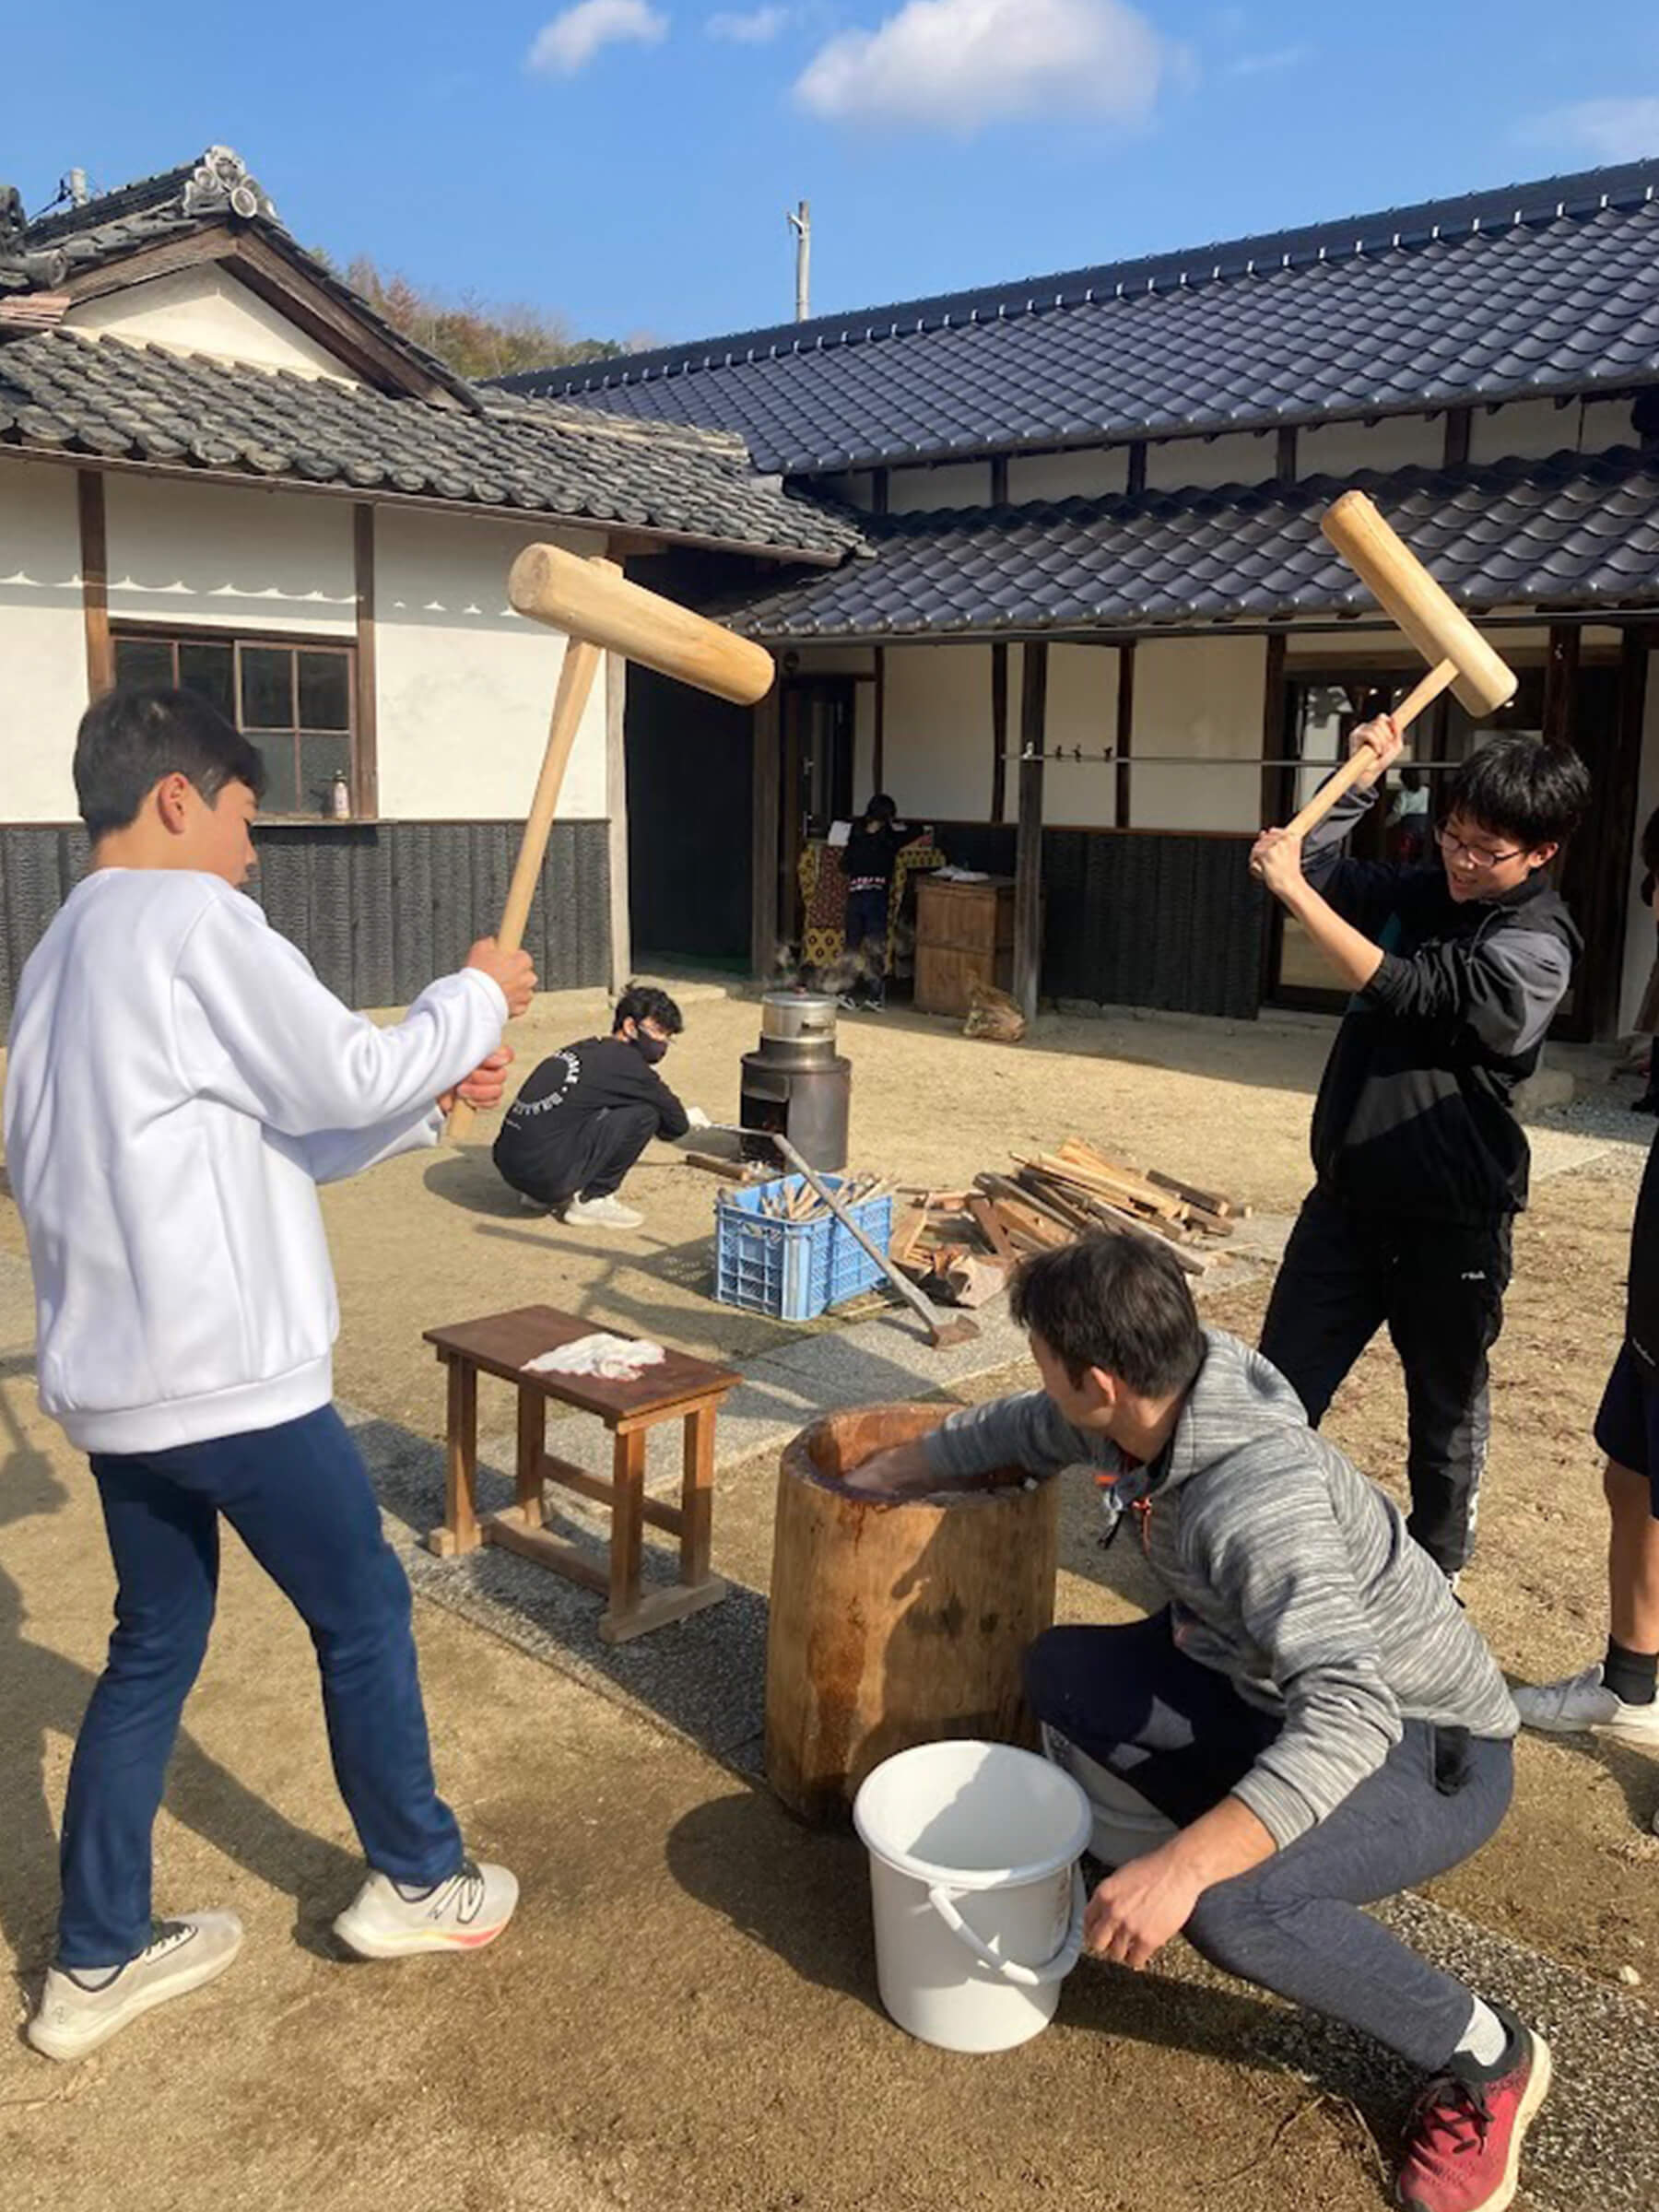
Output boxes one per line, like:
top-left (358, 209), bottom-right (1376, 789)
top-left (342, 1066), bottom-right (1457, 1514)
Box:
top-left (852, 1739), bottom-right (1093, 2053)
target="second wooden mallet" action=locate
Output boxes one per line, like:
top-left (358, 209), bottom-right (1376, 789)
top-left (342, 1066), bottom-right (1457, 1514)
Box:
top-left (444, 543), bottom-right (775, 1140)
top-left (1276, 489), bottom-right (1519, 843)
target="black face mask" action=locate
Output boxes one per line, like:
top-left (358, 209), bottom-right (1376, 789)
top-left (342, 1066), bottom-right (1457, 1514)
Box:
top-left (632, 1031), bottom-right (668, 1065)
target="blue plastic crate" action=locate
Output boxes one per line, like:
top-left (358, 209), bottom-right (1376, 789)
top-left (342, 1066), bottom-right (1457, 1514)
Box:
top-left (713, 1174), bottom-right (894, 1323)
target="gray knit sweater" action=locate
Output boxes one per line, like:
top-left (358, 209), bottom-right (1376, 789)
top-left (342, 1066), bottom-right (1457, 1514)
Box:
top-left (926, 1329), bottom-right (1518, 1847)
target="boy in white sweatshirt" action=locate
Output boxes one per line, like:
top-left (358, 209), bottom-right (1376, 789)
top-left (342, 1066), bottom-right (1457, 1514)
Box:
top-left (4, 687), bottom-right (536, 2061)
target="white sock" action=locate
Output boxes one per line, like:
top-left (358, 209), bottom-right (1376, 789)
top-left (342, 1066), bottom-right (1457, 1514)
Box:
top-left (1454, 1996), bottom-right (1510, 2069)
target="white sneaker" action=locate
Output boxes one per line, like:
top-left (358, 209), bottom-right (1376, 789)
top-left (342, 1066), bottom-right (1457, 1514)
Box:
top-left (333, 1859), bottom-right (519, 1959)
top-left (562, 1194), bottom-right (643, 1230)
top-left (28, 1912), bottom-right (243, 2061)
top-left (1512, 1663), bottom-right (1659, 1746)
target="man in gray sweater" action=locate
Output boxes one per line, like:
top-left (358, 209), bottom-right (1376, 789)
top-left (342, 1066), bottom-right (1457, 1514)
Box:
top-left (848, 1234), bottom-right (1543, 2212)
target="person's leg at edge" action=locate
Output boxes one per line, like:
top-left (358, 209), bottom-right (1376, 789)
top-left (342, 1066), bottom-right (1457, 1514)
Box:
top-left (1259, 1190), bottom-right (1388, 1431)
top-left (1389, 1218), bottom-right (1511, 1578)
top-left (57, 1459), bottom-right (221, 1968)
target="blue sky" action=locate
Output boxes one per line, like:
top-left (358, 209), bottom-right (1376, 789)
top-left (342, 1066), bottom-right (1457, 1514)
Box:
top-left (6, 2), bottom-right (1659, 350)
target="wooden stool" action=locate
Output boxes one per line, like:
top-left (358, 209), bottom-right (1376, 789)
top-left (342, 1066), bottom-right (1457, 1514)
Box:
top-left (424, 1305), bottom-right (738, 1644)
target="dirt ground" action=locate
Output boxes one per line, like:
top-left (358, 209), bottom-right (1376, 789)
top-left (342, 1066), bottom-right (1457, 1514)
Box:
top-left (2, 989), bottom-right (1656, 2210)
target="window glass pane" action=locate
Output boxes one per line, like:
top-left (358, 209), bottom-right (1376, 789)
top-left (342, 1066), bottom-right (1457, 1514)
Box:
top-left (241, 647), bottom-right (294, 731)
top-left (114, 637), bottom-right (174, 688)
top-left (300, 734), bottom-right (352, 813)
top-left (177, 639), bottom-right (235, 722)
top-left (250, 735), bottom-right (300, 815)
top-left (297, 651), bottom-right (351, 732)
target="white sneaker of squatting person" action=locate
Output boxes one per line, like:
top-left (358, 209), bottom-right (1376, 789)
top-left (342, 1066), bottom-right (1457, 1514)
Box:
top-left (562, 1194), bottom-right (643, 1231)
top-left (332, 1859), bottom-right (519, 1959)
top-left (28, 1912), bottom-right (244, 2061)
top-left (1512, 1663), bottom-right (1659, 1747)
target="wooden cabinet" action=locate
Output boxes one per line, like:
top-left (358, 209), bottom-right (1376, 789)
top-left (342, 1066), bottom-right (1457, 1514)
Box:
top-left (912, 876), bottom-right (1017, 1017)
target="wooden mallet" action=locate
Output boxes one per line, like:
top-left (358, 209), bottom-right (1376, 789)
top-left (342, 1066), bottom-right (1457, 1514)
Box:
top-left (1275, 489), bottom-right (1519, 843)
top-left (444, 543), bottom-right (775, 1140)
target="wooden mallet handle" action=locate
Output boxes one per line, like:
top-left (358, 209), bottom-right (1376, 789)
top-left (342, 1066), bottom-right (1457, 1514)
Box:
top-left (443, 583), bottom-right (611, 1142)
top-left (1281, 656), bottom-right (1458, 841)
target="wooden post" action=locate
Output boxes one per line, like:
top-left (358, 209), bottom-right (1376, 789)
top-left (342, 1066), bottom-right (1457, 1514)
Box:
top-left (1013, 640), bottom-right (1048, 1024)
top-left (990, 642), bottom-right (1009, 825)
top-left (77, 469), bottom-right (112, 700)
top-left (351, 503), bottom-right (379, 817)
top-left (1114, 639), bottom-right (1135, 828)
top-left (871, 646), bottom-right (887, 792)
top-left (431, 1359), bottom-right (479, 1557)
top-left (1276, 427), bottom-right (1298, 482)
top-left (681, 1404), bottom-right (716, 1587)
top-left (1543, 623), bottom-right (1580, 747)
top-left (605, 641), bottom-right (632, 991)
top-left (750, 684), bottom-right (782, 978)
top-left (602, 1427), bottom-right (647, 1640)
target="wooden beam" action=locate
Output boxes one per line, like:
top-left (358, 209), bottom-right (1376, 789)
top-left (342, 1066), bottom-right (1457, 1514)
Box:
top-left (1259, 629), bottom-right (1288, 825)
top-left (1583, 629), bottom-right (1649, 1039)
top-left (77, 469), bottom-right (112, 700)
top-left (872, 645), bottom-right (886, 792)
top-left (1013, 640), bottom-right (1048, 1023)
top-left (1125, 441), bottom-right (1147, 496)
top-left (990, 641), bottom-right (1008, 824)
top-left (750, 684), bottom-right (782, 978)
top-left (1443, 408), bottom-right (1472, 469)
top-left (1275, 428), bottom-right (1298, 482)
top-left (1543, 622), bottom-right (1580, 747)
top-left (1115, 639), bottom-right (1135, 828)
top-left (606, 626), bottom-right (632, 993)
top-left (350, 503), bottom-right (379, 818)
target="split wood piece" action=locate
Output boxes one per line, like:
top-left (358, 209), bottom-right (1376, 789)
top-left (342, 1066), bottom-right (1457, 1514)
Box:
top-left (943, 1253), bottom-right (1012, 1310)
top-left (764, 1404), bottom-right (1059, 1823)
top-left (1053, 1144), bottom-right (1185, 1220)
top-left (968, 1195), bottom-right (1021, 1266)
top-left (1146, 1168), bottom-right (1244, 1219)
top-left (1009, 1167), bottom-right (1208, 1276)
top-left (889, 1204), bottom-right (929, 1267)
top-left (681, 1150), bottom-right (763, 1183)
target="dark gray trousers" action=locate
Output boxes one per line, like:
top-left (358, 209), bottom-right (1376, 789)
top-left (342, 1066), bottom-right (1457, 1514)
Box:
top-left (1026, 1612), bottom-right (1512, 2072)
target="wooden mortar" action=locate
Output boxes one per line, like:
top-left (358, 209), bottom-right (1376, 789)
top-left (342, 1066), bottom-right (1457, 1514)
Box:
top-left (764, 1403), bottom-right (1059, 1825)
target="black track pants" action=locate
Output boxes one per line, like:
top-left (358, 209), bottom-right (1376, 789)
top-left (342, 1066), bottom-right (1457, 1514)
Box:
top-left (1258, 1189), bottom-right (1512, 1575)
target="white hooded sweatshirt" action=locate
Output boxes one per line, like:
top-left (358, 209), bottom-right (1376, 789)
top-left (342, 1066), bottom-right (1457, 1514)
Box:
top-left (3, 868), bottom-right (507, 1454)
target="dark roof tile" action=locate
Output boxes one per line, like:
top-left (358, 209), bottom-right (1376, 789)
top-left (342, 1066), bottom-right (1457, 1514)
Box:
top-left (0, 328), bottom-right (865, 561)
top-left (508, 162), bottom-right (1659, 473)
top-left (714, 448), bottom-right (1659, 640)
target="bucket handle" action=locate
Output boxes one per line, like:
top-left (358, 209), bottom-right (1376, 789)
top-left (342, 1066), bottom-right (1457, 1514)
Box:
top-left (925, 1865), bottom-right (1087, 1988)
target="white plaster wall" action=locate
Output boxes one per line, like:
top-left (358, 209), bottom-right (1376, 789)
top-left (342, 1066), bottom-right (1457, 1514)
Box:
top-left (0, 459), bottom-right (88, 818)
top-left (887, 462), bottom-right (993, 512)
top-left (1467, 395), bottom-right (1639, 465)
top-left (67, 267), bottom-right (359, 382)
top-left (1043, 643), bottom-right (1120, 827)
top-left (1298, 414), bottom-right (1443, 479)
top-left (1619, 644), bottom-right (1659, 1034)
top-left (880, 643), bottom-right (994, 821)
top-left (1006, 448), bottom-right (1129, 502)
top-left (104, 476), bottom-right (356, 634)
top-left (1147, 431), bottom-right (1277, 492)
top-left (374, 511), bottom-right (609, 820)
top-left (1126, 635), bottom-right (1265, 831)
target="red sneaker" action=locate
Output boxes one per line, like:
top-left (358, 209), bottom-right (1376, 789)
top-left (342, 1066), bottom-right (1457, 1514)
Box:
top-left (1395, 2015), bottom-right (1552, 2212)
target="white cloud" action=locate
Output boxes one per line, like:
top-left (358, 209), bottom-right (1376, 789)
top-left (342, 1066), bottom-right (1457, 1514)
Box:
top-left (527, 0), bottom-right (668, 76)
top-left (1523, 96), bottom-right (1659, 163)
top-left (1226, 43), bottom-right (1310, 77)
top-left (794, 0), bottom-right (1171, 132)
top-left (708, 5), bottom-right (789, 39)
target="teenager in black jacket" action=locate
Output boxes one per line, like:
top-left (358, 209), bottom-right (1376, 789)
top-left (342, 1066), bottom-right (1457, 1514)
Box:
top-left (1252, 723), bottom-right (1589, 1580)
top-left (493, 984), bottom-right (706, 1230)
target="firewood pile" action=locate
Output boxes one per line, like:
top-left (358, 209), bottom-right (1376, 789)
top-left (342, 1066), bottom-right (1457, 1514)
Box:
top-left (892, 1138), bottom-right (1249, 1308)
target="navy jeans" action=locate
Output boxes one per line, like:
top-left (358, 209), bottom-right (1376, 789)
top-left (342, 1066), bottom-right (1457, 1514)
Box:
top-left (60, 1406), bottom-right (461, 1967)
top-left (1026, 1612), bottom-right (1513, 2072)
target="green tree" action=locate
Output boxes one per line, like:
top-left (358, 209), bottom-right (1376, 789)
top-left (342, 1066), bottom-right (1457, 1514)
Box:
top-left (344, 255), bottom-right (639, 381)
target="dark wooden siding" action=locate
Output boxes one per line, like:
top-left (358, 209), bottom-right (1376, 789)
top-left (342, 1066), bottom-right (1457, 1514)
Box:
top-left (0, 820), bottom-right (610, 1025)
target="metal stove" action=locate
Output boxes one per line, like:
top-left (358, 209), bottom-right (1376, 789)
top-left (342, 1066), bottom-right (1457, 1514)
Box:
top-left (739, 990), bottom-right (852, 1172)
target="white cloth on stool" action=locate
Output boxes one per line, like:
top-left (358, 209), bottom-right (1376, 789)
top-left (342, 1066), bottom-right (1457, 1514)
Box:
top-left (524, 1334), bottom-right (667, 1383)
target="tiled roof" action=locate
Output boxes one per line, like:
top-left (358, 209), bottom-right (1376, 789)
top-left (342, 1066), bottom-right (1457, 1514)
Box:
top-left (507, 159), bottom-right (1659, 474)
top-left (1, 146), bottom-right (477, 406)
top-left (713, 447), bottom-right (1659, 640)
top-left (0, 327), bottom-right (865, 560)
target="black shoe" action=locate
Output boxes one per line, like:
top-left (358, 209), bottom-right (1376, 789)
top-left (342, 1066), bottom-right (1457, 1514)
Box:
top-left (1632, 1093), bottom-right (1659, 1115)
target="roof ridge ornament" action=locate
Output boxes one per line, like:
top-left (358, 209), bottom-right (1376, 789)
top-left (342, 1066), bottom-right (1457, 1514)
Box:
top-left (182, 146), bottom-right (275, 225)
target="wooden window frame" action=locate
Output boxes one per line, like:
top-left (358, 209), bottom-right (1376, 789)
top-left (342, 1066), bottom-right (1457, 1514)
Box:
top-left (110, 622), bottom-right (363, 822)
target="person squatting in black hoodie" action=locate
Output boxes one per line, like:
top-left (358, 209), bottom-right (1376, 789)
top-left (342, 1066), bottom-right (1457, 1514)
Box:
top-left (1252, 719), bottom-right (1589, 1581)
top-left (492, 984), bottom-right (708, 1231)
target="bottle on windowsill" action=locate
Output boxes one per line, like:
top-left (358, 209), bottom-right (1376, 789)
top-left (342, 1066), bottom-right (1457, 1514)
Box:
top-left (330, 774), bottom-right (351, 821)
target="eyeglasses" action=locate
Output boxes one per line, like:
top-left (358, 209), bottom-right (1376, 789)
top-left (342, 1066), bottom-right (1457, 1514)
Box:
top-left (1437, 828), bottom-right (1526, 870)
